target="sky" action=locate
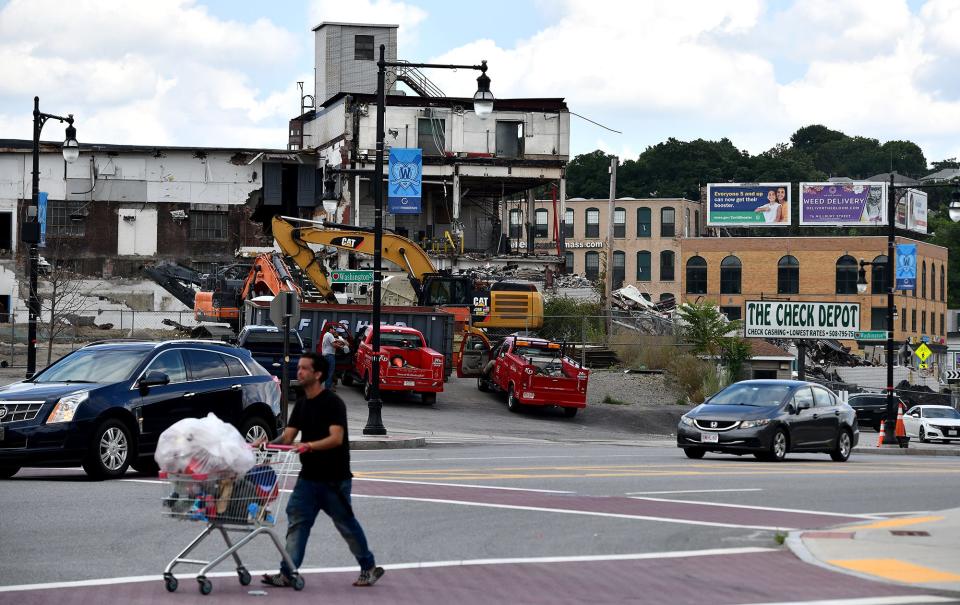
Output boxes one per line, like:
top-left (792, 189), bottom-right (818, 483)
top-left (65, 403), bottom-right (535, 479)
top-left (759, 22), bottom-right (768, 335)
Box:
top-left (2, 0), bottom-right (960, 169)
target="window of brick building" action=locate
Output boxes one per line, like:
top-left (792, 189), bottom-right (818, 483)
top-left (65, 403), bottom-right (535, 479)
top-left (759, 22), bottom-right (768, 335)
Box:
top-left (564, 251), bottom-right (574, 274)
top-left (585, 251), bottom-right (600, 281)
top-left (871, 307), bottom-right (888, 331)
top-left (835, 255), bottom-right (858, 295)
top-left (911, 309), bottom-right (917, 332)
top-left (509, 209), bottom-right (523, 239)
top-left (563, 208), bottom-right (574, 238)
top-left (720, 306), bottom-right (742, 321)
top-left (872, 255), bottom-right (888, 294)
top-left (720, 255), bottom-right (741, 294)
top-left (902, 307), bottom-right (907, 332)
top-left (922, 310), bottom-right (926, 334)
top-left (686, 256), bottom-right (707, 294)
top-left (930, 263), bottom-right (936, 301)
top-left (535, 209), bottom-right (548, 238)
top-left (660, 250), bottom-right (675, 281)
top-left (189, 211), bottom-right (227, 241)
top-left (585, 208), bottom-right (600, 238)
top-left (355, 35), bottom-right (375, 60)
top-left (778, 255), bottom-right (799, 294)
top-left (636, 207), bottom-right (651, 237)
top-left (921, 260), bottom-right (927, 298)
top-left (661, 207), bottom-right (675, 237)
top-left (46, 200), bottom-right (86, 237)
top-left (637, 251), bottom-right (651, 282)
top-left (614, 208), bottom-right (626, 238)
top-left (613, 251), bottom-right (625, 288)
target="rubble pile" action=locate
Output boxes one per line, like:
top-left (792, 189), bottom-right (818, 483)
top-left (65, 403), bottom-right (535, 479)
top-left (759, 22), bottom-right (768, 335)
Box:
top-left (553, 273), bottom-right (594, 289)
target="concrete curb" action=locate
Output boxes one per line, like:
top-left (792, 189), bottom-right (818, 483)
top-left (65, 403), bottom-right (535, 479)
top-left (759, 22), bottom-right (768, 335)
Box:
top-left (350, 436), bottom-right (426, 450)
top-left (854, 446), bottom-right (960, 457)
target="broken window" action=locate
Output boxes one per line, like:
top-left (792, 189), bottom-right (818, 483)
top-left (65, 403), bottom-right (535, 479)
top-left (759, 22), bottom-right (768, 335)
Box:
top-left (418, 118), bottom-right (445, 156)
top-left (585, 208), bottom-right (599, 238)
top-left (535, 209), bottom-right (548, 238)
top-left (495, 121), bottom-right (524, 157)
top-left (190, 211), bottom-right (228, 241)
top-left (509, 209), bottom-right (523, 239)
top-left (355, 35), bottom-right (375, 61)
top-left (636, 207), bottom-right (651, 238)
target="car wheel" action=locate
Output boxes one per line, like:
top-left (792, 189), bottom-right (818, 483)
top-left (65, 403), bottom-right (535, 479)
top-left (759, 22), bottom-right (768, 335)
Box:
top-left (421, 392), bottom-right (437, 406)
top-left (562, 407), bottom-right (578, 418)
top-left (131, 457), bottom-right (160, 475)
top-left (507, 386), bottom-right (523, 413)
top-left (82, 419), bottom-right (132, 479)
top-left (830, 429), bottom-right (853, 462)
top-left (0, 466), bottom-right (21, 479)
top-left (477, 377), bottom-right (490, 392)
top-left (683, 448), bottom-right (705, 459)
top-left (763, 429), bottom-right (788, 462)
top-left (919, 426), bottom-right (928, 443)
top-left (241, 416), bottom-right (273, 443)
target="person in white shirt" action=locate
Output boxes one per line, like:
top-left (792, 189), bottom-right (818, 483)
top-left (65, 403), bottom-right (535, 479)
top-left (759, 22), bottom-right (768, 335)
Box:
top-left (320, 323), bottom-right (345, 391)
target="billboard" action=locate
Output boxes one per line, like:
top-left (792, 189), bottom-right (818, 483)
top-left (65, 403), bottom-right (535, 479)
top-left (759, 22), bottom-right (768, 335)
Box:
top-left (387, 147), bottom-right (422, 214)
top-left (799, 182), bottom-right (887, 227)
top-left (744, 300), bottom-right (861, 340)
top-left (894, 188), bottom-right (928, 234)
top-left (895, 243), bottom-right (917, 291)
top-left (706, 183), bottom-right (791, 227)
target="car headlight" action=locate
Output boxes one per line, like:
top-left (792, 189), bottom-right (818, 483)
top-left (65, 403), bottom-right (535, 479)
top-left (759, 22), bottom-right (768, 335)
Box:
top-left (46, 391), bottom-right (89, 424)
top-left (740, 418), bottom-right (771, 429)
top-left (680, 415), bottom-right (695, 426)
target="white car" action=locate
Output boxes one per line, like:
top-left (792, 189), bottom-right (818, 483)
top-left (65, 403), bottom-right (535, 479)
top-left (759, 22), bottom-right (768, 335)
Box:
top-left (902, 405), bottom-right (960, 443)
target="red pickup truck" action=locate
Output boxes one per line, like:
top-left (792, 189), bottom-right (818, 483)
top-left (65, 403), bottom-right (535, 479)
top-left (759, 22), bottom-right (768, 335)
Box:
top-left (352, 325), bottom-right (444, 405)
top-left (457, 330), bottom-right (589, 417)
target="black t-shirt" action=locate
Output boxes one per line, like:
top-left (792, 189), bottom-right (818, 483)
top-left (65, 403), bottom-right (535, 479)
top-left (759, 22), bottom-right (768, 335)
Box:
top-left (287, 390), bottom-right (352, 481)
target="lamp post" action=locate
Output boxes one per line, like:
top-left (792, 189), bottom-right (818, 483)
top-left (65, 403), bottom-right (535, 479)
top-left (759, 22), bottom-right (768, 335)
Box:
top-left (854, 174), bottom-right (960, 447)
top-left (363, 44), bottom-right (493, 435)
top-left (25, 97), bottom-right (79, 378)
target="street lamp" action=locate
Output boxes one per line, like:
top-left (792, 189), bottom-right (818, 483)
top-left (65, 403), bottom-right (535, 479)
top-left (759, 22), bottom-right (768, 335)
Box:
top-left (363, 44), bottom-right (494, 436)
top-left (868, 174), bottom-right (960, 447)
top-left (24, 97), bottom-right (79, 378)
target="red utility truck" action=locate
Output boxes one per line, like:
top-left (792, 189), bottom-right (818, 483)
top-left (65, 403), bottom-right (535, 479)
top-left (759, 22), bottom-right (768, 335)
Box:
top-left (352, 325), bottom-right (445, 405)
top-left (457, 329), bottom-right (589, 417)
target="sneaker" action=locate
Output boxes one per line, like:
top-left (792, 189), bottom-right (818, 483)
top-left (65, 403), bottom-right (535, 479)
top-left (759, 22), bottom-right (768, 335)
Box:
top-left (261, 573), bottom-right (292, 587)
top-left (353, 566), bottom-right (384, 587)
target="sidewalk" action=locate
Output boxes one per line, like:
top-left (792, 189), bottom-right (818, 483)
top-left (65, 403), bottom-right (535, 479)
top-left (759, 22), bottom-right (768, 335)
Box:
top-left (788, 507), bottom-right (960, 594)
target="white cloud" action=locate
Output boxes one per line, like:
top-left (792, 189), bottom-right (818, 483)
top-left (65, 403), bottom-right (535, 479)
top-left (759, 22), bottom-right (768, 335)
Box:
top-left (307, 0), bottom-right (427, 53)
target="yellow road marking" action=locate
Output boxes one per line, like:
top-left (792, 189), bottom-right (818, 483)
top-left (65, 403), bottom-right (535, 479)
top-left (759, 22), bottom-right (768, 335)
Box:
top-left (828, 559), bottom-right (960, 583)
top-left (831, 515), bottom-right (944, 531)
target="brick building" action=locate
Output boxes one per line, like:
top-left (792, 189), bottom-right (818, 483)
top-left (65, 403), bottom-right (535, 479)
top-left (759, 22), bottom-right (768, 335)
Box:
top-left (511, 197), bottom-right (702, 302)
top-left (679, 236), bottom-right (948, 346)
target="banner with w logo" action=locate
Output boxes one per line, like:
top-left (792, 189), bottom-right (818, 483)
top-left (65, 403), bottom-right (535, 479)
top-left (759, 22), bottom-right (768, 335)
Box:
top-left (388, 148), bottom-right (422, 214)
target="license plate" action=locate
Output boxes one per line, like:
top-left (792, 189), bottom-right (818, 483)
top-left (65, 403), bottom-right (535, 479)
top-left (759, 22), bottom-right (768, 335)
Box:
top-left (700, 432), bottom-right (719, 443)
top-left (949, 430), bottom-right (958, 437)
top-left (403, 381), bottom-right (415, 387)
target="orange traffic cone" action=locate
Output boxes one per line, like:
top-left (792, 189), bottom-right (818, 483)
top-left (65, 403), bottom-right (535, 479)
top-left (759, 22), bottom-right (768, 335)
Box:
top-left (895, 402), bottom-right (909, 448)
top-left (876, 419), bottom-right (886, 447)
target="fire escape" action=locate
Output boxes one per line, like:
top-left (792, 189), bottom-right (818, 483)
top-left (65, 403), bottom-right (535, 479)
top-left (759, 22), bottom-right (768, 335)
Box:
top-left (388, 62), bottom-right (445, 98)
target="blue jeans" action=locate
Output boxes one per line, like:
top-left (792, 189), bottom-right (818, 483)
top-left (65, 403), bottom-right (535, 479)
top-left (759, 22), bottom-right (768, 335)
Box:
top-left (324, 354), bottom-right (337, 390)
top-left (280, 478), bottom-right (375, 577)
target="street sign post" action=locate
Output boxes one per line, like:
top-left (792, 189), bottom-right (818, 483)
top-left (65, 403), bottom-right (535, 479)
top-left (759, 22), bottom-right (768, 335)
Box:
top-left (269, 291), bottom-right (301, 425)
top-left (915, 343), bottom-right (932, 363)
top-left (855, 331), bottom-right (888, 341)
top-left (330, 270), bottom-right (374, 284)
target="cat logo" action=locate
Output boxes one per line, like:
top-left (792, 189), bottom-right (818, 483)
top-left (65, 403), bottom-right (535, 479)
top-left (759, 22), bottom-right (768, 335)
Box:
top-left (331, 236), bottom-right (363, 249)
top-left (472, 296), bottom-right (489, 307)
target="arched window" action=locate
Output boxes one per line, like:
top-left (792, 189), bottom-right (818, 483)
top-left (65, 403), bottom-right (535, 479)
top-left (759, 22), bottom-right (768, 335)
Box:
top-left (930, 263), bottom-right (936, 301)
top-left (585, 251), bottom-right (600, 281)
top-left (509, 209), bottom-right (522, 239)
top-left (585, 208), bottom-right (600, 238)
top-left (720, 255), bottom-right (741, 294)
top-left (534, 208), bottom-right (549, 238)
top-left (777, 255), bottom-right (799, 294)
top-left (637, 251), bottom-right (651, 282)
top-left (686, 255), bottom-right (707, 294)
top-left (613, 207), bottom-right (626, 238)
top-left (871, 255), bottom-right (888, 294)
top-left (636, 208), bottom-right (651, 238)
top-left (660, 250), bottom-right (675, 281)
top-left (835, 255), bottom-right (858, 294)
top-left (661, 207), bottom-right (675, 237)
top-left (921, 260), bottom-right (927, 299)
top-left (563, 251), bottom-right (574, 274)
top-left (613, 251), bottom-right (625, 288)
top-left (563, 208), bottom-right (574, 238)
top-left (941, 265), bottom-right (946, 302)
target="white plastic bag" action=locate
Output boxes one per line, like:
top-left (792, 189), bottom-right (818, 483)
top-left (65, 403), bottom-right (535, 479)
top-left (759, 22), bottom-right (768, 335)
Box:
top-left (155, 413), bottom-right (256, 475)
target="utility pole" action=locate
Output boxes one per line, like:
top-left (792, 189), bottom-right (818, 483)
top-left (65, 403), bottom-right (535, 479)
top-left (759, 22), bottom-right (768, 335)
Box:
top-left (605, 156), bottom-right (617, 337)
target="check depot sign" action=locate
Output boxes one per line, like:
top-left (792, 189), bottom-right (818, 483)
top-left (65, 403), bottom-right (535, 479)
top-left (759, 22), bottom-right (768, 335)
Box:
top-left (744, 300), bottom-right (861, 340)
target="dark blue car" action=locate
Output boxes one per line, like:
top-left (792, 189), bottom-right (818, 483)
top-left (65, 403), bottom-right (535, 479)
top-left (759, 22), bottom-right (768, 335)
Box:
top-left (0, 339), bottom-right (281, 480)
top-left (677, 380), bottom-right (859, 462)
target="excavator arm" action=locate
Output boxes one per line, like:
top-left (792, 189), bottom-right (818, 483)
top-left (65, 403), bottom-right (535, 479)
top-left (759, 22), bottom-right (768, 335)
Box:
top-left (239, 252), bottom-right (305, 302)
top-left (271, 215), bottom-right (439, 299)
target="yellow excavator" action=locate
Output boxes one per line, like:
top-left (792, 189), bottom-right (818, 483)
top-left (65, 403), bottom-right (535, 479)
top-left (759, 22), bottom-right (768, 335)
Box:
top-left (271, 215), bottom-right (543, 330)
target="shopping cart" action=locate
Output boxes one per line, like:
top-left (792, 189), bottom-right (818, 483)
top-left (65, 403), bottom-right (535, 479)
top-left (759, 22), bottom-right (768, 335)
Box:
top-left (159, 445), bottom-right (304, 595)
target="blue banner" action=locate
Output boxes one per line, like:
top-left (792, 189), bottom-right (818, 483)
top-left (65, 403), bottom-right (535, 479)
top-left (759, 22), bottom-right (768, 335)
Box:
top-left (388, 148), bottom-right (421, 214)
top-left (38, 191), bottom-right (48, 248)
top-left (895, 244), bottom-right (916, 291)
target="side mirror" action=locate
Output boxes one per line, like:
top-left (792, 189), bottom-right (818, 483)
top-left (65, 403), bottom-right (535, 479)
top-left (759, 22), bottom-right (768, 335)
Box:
top-left (473, 343), bottom-right (485, 351)
top-left (797, 400), bottom-right (813, 411)
top-left (138, 370), bottom-right (170, 391)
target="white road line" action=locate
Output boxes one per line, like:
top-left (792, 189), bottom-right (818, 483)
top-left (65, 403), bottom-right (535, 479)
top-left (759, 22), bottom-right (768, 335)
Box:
top-left (351, 453), bottom-right (646, 463)
top-left (736, 597), bottom-right (954, 605)
top-left (351, 494), bottom-right (797, 531)
top-left (627, 496), bottom-right (881, 520)
top-left (119, 479), bottom-right (164, 484)
top-left (354, 477), bottom-right (574, 493)
top-left (0, 547), bottom-right (774, 592)
top-left (625, 489), bottom-right (764, 495)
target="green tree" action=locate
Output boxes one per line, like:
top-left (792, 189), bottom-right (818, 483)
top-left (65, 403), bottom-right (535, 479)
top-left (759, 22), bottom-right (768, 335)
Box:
top-left (929, 207), bottom-right (960, 308)
top-left (676, 301), bottom-right (741, 356)
top-left (566, 150), bottom-right (617, 198)
top-left (880, 140), bottom-right (928, 178)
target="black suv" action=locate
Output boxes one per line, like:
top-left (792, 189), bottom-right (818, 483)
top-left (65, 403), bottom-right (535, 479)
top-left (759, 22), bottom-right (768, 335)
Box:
top-left (847, 393), bottom-right (905, 432)
top-left (0, 339), bottom-right (281, 480)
